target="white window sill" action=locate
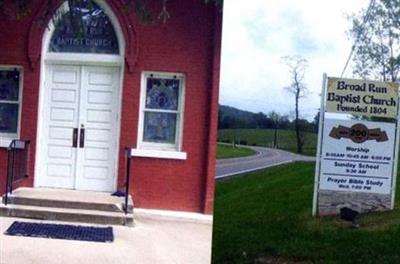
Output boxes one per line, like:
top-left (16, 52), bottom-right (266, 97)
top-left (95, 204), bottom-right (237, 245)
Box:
top-left (0, 138), bottom-right (17, 148)
top-left (130, 149), bottom-right (187, 160)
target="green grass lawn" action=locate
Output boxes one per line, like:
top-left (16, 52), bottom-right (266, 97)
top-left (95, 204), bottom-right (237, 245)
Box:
top-left (212, 162), bottom-right (400, 263)
top-left (217, 144), bottom-right (256, 159)
top-left (218, 129), bottom-right (317, 156)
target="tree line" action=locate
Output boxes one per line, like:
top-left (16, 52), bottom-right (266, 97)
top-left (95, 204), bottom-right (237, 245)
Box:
top-left (218, 105), bottom-right (318, 133)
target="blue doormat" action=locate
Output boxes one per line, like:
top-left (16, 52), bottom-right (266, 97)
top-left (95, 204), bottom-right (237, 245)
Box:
top-left (5, 221), bottom-right (114, 243)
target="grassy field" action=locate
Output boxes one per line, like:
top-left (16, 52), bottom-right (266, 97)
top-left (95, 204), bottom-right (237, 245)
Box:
top-left (212, 162), bottom-right (400, 264)
top-left (216, 144), bottom-right (256, 159)
top-left (218, 129), bottom-right (317, 156)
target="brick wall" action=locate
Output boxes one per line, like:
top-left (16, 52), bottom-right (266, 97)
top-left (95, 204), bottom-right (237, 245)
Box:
top-left (0, 0), bottom-right (222, 213)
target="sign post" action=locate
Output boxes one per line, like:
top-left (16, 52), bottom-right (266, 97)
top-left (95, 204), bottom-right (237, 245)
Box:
top-left (313, 76), bottom-right (400, 216)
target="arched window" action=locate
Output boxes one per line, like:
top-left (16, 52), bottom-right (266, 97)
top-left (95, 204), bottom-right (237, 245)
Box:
top-left (49, 0), bottom-right (119, 54)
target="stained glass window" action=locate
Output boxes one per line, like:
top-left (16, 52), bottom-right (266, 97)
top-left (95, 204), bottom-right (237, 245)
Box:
top-left (145, 78), bottom-right (179, 110)
top-left (141, 73), bottom-right (185, 148)
top-left (49, 0), bottom-right (119, 54)
top-left (143, 112), bottom-right (177, 144)
top-left (0, 69), bottom-right (21, 134)
top-left (0, 104), bottom-right (18, 133)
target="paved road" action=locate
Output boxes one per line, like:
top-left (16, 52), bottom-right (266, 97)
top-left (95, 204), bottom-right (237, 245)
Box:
top-left (215, 145), bottom-right (315, 180)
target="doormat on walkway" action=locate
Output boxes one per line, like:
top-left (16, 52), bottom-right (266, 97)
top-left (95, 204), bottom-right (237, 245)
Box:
top-left (5, 221), bottom-right (114, 242)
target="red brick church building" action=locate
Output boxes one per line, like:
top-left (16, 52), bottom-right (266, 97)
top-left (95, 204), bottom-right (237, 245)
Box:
top-left (0, 0), bottom-right (221, 214)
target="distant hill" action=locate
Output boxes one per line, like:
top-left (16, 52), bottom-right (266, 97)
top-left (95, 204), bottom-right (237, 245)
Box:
top-left (219, 105), bottom-right (255, 120)
top-left (218, 104), bottom-right (316, 132)
top-left (218, 104), bottom-right (276, 130)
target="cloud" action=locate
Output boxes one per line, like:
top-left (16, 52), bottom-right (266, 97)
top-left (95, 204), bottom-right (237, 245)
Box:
top-left (219, 0), bottom-right (368, 120)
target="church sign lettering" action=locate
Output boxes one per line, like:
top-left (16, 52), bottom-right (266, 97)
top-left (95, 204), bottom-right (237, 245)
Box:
top-left (326, 77), bottom-right (398, 118)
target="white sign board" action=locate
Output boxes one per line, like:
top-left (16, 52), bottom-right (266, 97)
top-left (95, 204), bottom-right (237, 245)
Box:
top-left (312, 75), bottom-right (400, 216)
top-left (319, 119), bottom-right (395, 194)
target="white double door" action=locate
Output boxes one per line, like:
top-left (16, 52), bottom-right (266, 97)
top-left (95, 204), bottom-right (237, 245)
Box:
top-left (38, 64), bottom-right (121, 192)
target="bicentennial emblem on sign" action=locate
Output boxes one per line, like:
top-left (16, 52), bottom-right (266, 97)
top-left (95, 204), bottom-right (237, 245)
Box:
top-left (329, 124), bottom-right (388, 143)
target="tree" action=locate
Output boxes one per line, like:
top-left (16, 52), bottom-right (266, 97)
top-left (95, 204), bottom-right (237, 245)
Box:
top-left (282, 55), bottom-right (308, 154)
top-left (348, 0), bottom-right (400, 81)
top-left (313, 111), bottom-right (320, 133)
top-left (267, 111), bottom-right (279, 148)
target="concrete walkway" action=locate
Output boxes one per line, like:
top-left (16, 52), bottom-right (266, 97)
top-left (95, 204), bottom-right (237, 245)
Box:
top-left (0, 211), bottom-right (212, 264)
top-left (216, 145), bottom-right (315, 179)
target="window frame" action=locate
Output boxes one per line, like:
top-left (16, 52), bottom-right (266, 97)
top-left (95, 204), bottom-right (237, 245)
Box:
top-left (0, 65), bottom-right (23, 147)
top-left (135, 71), bottom-right (186, 159)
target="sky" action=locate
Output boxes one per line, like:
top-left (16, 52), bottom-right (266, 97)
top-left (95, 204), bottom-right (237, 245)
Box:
top-left (219, 0), bottom-right (369, 121)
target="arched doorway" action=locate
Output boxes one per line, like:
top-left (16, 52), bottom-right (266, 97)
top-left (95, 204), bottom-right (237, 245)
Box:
top-left (35, 0), bottom-right (125, 192)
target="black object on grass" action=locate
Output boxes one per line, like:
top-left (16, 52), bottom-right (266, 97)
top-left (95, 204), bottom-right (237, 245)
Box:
top-left (340, 207), bottom-right (359, 228)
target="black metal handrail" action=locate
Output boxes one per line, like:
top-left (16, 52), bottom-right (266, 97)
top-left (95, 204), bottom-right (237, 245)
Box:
top-left (4, 139), bottom-right (30, 206)
top-left (124, 147), bottom-right (132, 214)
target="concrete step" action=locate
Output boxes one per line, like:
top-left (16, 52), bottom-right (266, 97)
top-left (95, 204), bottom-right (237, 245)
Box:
top-left (1, 187), bottom-right (134, 226)
top-left (5, 196), bottom-right (133, 213)
top-left (3, 187), bottom-right (133, 213)
top-left (0, 204), bottom-right (134, 226)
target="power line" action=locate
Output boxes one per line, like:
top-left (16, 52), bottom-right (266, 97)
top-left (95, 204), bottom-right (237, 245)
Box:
top-left (340, 0), bottom-right (376, 77)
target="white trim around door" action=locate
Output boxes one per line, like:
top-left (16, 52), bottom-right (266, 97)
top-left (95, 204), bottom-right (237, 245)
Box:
top-left (34, 0), bottom-right (126, 192)
top-left (36, 64), bottom-right (122, 192)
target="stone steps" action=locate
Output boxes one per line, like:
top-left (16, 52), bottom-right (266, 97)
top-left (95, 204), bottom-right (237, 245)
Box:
top-left (0, 204), bottom-right (134, 226)
top-left (5, 196), bottom-right (131, 213)
top-left (1, 187), bottom-right (134, 226)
